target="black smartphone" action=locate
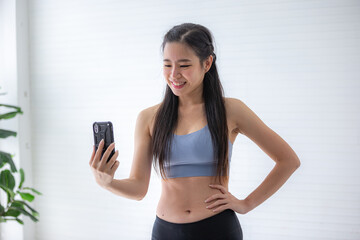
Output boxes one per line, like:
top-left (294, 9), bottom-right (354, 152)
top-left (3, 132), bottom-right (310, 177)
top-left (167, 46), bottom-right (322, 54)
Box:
top-left (93, 121), bottom-right (115, 163)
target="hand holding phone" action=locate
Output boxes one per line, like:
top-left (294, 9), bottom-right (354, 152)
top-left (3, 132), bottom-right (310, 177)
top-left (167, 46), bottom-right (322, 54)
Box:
top-left (89, 121), bottom-right (120, 188)
top-left (93, 121), bottom-right (115, 163)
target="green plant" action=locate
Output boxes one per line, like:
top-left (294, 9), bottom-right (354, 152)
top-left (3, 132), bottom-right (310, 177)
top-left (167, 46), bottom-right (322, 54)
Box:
top-left (0, 89), bottom-right (42, 225)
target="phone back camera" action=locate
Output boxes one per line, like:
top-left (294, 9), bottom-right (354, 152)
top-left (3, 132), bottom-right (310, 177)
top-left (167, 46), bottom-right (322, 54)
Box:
top-left (94, 124), bottom-right (100, 133)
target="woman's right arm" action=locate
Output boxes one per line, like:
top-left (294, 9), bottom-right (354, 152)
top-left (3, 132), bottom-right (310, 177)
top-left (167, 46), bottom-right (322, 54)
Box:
top-left (89, 108), bottom-right (154, 201)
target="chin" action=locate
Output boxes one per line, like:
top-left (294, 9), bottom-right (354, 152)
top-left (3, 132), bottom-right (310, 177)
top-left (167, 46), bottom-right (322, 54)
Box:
top-left (170, 90), bottom-right (181, 96)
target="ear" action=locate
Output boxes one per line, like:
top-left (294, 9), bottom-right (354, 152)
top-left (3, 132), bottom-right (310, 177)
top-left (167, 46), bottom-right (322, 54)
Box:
top-left (203, 55), bottom-right (213, 73)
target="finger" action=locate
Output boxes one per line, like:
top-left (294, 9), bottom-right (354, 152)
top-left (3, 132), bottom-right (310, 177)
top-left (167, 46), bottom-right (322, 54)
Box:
top-left (109, 160), bottom-right (120, 176)
top-left (209, 184), bottom-right (227, 194)
top-left (110, 159), bottom-right (119, 170)
top-left (212, 203), bottom-right (229, 212)
top-left (105, 150), bottom-right (119, 173)
top-left (99, 142), bottom-right (115, 170)
top-left (89, 145), bottom-right (95, 166)
top-left (205, 193), bottom-right (224, 203)
top-left (206, 199), bottom-right (228, 209)
top-left (93, 139), bottom-right (105, 166)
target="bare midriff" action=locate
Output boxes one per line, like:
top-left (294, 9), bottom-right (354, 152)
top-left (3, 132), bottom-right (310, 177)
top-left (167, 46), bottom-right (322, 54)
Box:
top-left (156, 176), bottom-right (229, 223)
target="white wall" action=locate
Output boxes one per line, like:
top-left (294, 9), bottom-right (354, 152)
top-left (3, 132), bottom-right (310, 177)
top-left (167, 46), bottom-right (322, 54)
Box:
top-left (2, 0), bottom-right (360, 239)
top-left (0, 0), bottom-right (20, 239)
top-left (0, 0), bottom-right (33, 239)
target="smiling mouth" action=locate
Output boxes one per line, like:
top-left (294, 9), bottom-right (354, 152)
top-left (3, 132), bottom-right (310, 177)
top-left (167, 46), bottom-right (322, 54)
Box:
top-left (171, 81), bottom-right (186, 86)
top-left (171, 81), bottom-right (186, 89)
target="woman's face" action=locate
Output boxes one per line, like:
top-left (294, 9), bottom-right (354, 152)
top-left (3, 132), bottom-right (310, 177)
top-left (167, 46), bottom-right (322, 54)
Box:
top-left (163, 42), bottom-right (211, 96)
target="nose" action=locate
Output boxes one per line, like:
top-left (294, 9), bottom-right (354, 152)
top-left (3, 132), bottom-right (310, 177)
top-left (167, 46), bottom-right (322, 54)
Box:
top-left (170, 66), bottom-right (181, 79)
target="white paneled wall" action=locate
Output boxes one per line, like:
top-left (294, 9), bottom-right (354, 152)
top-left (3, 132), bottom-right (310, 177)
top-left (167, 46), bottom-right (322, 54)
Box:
top-left (23, 0), bottom-right (360, 239)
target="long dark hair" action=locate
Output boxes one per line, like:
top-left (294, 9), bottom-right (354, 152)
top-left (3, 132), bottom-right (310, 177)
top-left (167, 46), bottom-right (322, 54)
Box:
top-left (152, 23), bottom-right (230, 185)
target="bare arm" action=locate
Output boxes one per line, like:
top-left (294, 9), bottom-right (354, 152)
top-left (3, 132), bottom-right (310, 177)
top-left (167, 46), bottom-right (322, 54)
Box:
top-left (231, 98), bottom-right (301, 212)
top-left (244, 160), bottom-right (299, 212)
top-left (104, 178), bottom-right (146, 201)
top-left (89, 107), bottom-right (153, 201)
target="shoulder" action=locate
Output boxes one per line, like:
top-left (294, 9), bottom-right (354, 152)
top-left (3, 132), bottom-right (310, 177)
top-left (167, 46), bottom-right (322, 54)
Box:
top-left (224, 97), bottom-right (250, 134)
top-left (137, 103), bottom-right (162, 137)
top-left (224, 97), bottom-right (244, 106)
top-left (224, 97), bottom-right (239, 107)
top-left (139, 103), bottom-right (161, 118)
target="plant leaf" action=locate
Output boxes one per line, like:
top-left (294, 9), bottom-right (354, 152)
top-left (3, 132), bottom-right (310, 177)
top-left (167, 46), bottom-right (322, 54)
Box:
top-left (0, 183), bottom-right (15, 202)
top-left (0, 111), bottom-right (21, 120)
top-left (3, 208), bottom-right (21, 217)
top-left (0, 104), bottom-right (22, 111)
top-left (8, 206), bottom-right (38, 222)
top-left (0, 151), bottom-right (17, 172)
top-left (22, 187), bottom-right (42, 195)
top-left (0, 104), bottom-right (23, 120)
top-left (0, 129), bottom-right (17, 138)
top-left (19, 168), bottom-right (25, 189)
top-left (18, 192), bottom-right (35, 202)
top-left (0, 169), bottom-right (16, 191)
top-left (13, 200), bottom-right (39, 216)
top-left (15, 218), bottom-right (24, 225)
top-left (11, 201), bottom-right (24, 209)
top-left (0, 203), bottom-right (4, 215)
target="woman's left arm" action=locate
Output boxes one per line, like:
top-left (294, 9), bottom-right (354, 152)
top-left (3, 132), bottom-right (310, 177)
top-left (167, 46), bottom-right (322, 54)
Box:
top-left (230, 98), bottom-right (300, 213)
top-left (205, 98), bottom-right (300, 214)
top-left (243, 158), bottom-right (300, 213)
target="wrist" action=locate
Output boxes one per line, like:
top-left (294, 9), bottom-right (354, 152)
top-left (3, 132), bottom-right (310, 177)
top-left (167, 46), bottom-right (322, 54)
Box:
top-left (102, 180), bottom-right (114, 190)
top-left (243, 197), bottom-right (254, 214)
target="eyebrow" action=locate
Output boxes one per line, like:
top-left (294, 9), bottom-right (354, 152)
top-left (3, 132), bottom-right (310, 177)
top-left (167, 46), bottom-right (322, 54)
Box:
top-left (163, 59), bottom-right (192, 62)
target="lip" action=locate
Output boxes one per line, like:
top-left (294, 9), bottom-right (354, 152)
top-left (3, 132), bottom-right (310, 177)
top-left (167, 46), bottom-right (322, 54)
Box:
top-left (171, 81), bottom-right (186, 89)
top-left (171, 80), bottom-right (185, 84)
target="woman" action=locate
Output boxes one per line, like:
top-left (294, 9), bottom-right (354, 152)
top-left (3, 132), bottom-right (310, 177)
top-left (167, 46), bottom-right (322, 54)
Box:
top-left (89, 23), bottom-right (301, 240)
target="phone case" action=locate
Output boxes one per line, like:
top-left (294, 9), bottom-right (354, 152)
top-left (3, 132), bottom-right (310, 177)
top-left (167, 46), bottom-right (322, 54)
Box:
top-left (93, 121), bottom-right (115, 163)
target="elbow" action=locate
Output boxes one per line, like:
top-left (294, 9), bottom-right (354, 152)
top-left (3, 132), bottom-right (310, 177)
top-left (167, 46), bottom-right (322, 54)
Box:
top-left (292, 158), bottom-right (301, 169)
top-left (136, 189), bottom-right (148, 201)
top-left (296, 158), bottom-right (301, 168)
top-left (278, 157), bottom-right (300, 170)
top-left (137, 194), bottom-right (145, 201)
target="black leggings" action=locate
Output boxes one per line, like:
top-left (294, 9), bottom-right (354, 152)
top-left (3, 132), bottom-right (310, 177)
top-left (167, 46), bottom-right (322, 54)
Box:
top-left (151, 209), bottom-right (243, 240)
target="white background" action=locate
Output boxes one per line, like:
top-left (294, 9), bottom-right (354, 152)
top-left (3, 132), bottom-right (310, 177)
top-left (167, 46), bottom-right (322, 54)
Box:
top-left (0, 0), bottom-right (359, 239)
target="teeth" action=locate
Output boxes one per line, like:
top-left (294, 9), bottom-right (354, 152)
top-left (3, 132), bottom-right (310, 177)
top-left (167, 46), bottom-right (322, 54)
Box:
top-left (172, 81), bottom-right (185, 86)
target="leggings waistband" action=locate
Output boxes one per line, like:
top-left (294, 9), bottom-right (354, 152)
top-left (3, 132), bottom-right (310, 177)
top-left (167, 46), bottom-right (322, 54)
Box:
top-left (155, 209), bottom-right (235, 228)
top-left (152, 209), bottom-right (242, 240)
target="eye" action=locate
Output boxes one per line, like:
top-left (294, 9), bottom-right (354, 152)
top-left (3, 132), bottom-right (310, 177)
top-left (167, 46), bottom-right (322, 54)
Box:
top-left (163, 65), bottom-right (191, 68)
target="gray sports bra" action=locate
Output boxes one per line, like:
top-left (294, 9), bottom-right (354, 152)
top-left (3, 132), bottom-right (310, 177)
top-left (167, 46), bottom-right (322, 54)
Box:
top-left (164, 124), bottom-right (233, 178)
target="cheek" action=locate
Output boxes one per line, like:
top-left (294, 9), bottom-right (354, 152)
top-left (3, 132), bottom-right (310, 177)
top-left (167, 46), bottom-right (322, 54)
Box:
top-left (182, 69), bottom-right (193, 77)
top-left (186, 71), bottom-right (200, 81)
top-left (163, 68), bottom-right (172, 76)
